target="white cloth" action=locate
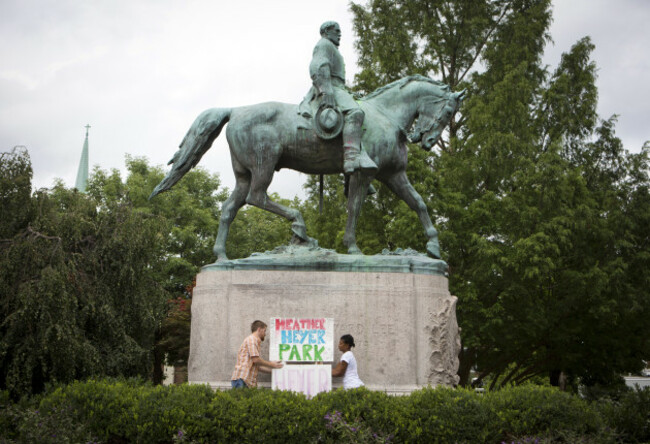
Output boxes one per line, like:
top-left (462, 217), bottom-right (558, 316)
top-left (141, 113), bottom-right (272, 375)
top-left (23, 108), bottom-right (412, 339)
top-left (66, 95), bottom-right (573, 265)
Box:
top-left (341, 351), bottom-right (364, 389)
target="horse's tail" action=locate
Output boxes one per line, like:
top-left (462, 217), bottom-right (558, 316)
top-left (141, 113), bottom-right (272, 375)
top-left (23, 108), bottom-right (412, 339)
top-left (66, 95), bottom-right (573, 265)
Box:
top-left (150, 108), bottom-right (232, 199)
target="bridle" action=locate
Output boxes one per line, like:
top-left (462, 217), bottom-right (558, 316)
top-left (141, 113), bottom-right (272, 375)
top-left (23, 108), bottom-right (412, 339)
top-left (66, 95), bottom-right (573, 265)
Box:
top-left (409, 96), bottom-right (449, 143)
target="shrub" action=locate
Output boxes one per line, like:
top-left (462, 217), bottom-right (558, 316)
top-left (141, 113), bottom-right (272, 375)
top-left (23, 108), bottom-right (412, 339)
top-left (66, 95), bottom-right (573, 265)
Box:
top-left (0, 390), bottom-right (21, 441)
top-left (3, 379), bottom-right (647, 443)
top-left (314, 388), bottom-right (398, 442)
top-left (398, 387), bottom-right (499, 443)
top-left (486, 385), bottom-right (604, 442)
top-left (38, 378), bottom-right (143, 441)
top-left (595, 386), bottom-right (650, 443)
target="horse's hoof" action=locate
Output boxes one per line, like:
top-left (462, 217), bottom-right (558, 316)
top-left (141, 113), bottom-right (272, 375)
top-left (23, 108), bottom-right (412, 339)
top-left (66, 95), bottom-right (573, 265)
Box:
top-left (213, 247), bottom-right (228, 261)
top-left (290, 234), bottom-right (317, 247)
top-left (348, 245), bottom-right (363, 255)
top-left (214, 253), bottom-right (229, 262)
top-left (426, 241), bottom-right (441, 259)
top-left (290, 223), bottom-right (309, 241)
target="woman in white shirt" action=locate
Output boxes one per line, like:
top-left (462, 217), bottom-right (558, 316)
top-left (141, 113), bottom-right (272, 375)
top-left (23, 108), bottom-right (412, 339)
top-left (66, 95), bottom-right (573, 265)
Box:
top-left (332, 334), bottom-right (364, 389)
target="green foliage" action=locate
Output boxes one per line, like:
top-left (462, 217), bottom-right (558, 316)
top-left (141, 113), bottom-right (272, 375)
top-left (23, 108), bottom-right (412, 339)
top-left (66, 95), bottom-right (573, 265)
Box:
top-left (158, 297), bottom-right (192, 367)
top-left (320, 410), bottom-right (394, 443)
top-left (87, 156), bottom-right (226, 296)
top-left (87, 156), bottom-right (231, 375)
top-left (594, 386), bottom-right (650, 443)
top-left (349, 0), bottom-right (650, 389)
top-left (4, 380), bottom-right (647, 443)
top-left (302, 175), bottom-right (351, 252)
top-left (313, 388), bottom-right (398, 439)
top-left (398, 387), bottom-right (499, 443)
top-left (0, 150), bottom-right (171, 397)
top-left (486, 385), bottom-right (602, 439)
top-left (226, 194), bottom-right (295, 259)
top-left (0, 147), bottom-right (33, 239)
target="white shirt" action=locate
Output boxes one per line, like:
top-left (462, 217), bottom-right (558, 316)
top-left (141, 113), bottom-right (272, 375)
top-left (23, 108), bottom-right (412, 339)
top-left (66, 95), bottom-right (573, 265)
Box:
top-left (341, 351), bottom-right (364, 389)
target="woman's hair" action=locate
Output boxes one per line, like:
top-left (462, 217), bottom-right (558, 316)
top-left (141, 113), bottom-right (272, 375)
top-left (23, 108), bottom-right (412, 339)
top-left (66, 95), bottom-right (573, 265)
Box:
top-left (340, 334), bottom-right (355, 348)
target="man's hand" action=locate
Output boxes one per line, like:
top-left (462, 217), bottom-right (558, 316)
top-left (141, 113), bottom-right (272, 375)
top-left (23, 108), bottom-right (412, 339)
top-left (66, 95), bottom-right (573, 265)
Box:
top-left (272, 360), bottom-right (284, 369)
top-left (321, 93), bottom-right (336, 109)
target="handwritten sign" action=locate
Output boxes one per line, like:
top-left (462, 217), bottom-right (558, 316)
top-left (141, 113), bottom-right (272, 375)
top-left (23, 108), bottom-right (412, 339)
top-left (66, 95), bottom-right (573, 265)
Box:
top-left (269, 317), bottom-right (334, 362)
top-left (272, 365), bottom-right (331, 397)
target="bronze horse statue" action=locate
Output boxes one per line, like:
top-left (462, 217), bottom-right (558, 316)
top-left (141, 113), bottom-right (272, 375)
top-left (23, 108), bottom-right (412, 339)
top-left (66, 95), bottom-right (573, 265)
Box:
top-left (150, 75), bottom-right (464, 260)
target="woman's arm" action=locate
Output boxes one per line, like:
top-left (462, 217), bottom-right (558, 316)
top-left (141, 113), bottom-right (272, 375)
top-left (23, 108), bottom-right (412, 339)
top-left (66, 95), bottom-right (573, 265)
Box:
top-left (331, 360), bottom-right (348, 377)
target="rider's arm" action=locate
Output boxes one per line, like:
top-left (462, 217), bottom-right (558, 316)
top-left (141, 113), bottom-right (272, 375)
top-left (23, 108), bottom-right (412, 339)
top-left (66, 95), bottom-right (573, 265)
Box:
top-left (309, 41), bottom-right (335, 107)
top-left (312, 64), bottom-right (334, 97)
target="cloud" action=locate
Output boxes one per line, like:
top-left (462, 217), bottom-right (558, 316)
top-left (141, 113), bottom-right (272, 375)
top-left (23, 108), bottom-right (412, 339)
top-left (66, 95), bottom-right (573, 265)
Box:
top-left (1, 0), bottom-right (648, 199)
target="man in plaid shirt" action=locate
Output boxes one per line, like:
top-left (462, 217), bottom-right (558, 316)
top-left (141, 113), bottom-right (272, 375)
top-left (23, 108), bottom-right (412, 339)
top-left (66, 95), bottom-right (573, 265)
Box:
top-left (231, 320), bottom-right (283, 388)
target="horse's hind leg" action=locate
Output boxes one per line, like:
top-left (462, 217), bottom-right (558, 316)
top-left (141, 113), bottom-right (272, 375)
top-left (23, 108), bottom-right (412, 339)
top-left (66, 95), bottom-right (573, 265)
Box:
top-left (213, 171), bottom-right (250, 261)
top-left (383, 171), bottom-right (441, 259)
top-left (246, 165), bottom-right (312, 244)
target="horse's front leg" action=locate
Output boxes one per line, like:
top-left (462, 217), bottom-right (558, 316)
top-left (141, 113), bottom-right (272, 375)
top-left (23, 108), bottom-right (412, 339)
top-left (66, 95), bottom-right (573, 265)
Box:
top-left (343, 172), bottom-right (374, 255)
top-left (383, 171), bottom-right (441, 259)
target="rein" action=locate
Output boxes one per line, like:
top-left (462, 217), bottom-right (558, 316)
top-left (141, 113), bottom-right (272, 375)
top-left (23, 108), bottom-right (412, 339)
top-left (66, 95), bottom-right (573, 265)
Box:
top-left (361, 100), bottom-right (413, 142)
top-left (362, 95), bottom-right (447, 143)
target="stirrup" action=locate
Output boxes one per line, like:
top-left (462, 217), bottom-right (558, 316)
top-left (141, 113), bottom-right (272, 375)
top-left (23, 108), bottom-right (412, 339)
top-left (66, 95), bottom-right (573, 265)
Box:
top-left (344, 147), bottom-right (377, 174)
top-left (358, 150), bottom-right (378, 173)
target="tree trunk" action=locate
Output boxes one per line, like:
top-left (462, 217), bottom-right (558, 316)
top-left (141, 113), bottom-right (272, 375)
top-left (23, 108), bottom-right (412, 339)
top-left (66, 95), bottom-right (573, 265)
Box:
top-left (457, 347), bottom-right (475, 387)
top-left (152, 330), bottom-right (165, 385)
top-left (550, 369), bottom-right (567, 390)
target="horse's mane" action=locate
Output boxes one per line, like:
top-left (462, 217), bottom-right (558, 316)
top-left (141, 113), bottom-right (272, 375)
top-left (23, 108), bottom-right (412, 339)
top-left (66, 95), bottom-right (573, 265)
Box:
top-left (362, 74), bottom-right (450, 100)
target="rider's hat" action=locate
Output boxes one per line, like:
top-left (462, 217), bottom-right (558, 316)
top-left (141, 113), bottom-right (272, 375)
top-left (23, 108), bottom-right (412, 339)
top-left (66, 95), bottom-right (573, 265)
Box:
top-left (314, 106), bottom-right (344, 140)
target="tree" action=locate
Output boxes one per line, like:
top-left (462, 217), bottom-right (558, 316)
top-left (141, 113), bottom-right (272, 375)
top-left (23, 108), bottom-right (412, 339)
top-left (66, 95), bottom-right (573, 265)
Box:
top-left (301, 174), bottom-right (391, 254)
top-left (227, 194), bottom-right (296, 259)
top-left (87, 157), bottom-right (295, 377)
top-left (0, 147), bottom-right (33, 239)
top-left (0, 149), bottom-right (169, 396)
top-left (87, 156), bottom-right (226, 296)
top-left (349, 0), bottom-right (650, 388)
top-left (86, 157), bottom-right (226, 380)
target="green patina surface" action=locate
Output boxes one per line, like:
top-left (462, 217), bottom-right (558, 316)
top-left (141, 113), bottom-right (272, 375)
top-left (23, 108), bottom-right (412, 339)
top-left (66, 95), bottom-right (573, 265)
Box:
top-left (151, 22), bottom-right (464, 263)
top-left (202, 244), bottom-right (448, 276)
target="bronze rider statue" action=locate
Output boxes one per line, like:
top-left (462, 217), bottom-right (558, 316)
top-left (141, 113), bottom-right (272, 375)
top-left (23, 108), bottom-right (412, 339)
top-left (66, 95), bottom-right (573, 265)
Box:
top-left (301, 21), bottom-right (378, 175)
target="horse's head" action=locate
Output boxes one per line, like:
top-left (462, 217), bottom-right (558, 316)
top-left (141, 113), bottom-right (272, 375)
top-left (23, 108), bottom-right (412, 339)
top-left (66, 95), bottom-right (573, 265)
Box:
top-left (410, 89), bottom-right (465, 151)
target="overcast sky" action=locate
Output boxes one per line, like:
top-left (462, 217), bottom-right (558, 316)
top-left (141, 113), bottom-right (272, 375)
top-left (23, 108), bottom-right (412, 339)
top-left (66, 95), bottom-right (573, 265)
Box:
top-left (1, 0), bottom-right (648, 199)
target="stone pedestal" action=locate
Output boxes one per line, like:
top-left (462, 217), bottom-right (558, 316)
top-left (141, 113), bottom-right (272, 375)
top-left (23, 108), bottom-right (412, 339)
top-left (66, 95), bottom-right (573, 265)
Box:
top-left (188, 247), bottom-right (460, 394)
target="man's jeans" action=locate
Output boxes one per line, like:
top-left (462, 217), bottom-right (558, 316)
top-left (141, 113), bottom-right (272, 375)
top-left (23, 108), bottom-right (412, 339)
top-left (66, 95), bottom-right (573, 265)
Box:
top-left (231, 378), bottom-right (247, 388)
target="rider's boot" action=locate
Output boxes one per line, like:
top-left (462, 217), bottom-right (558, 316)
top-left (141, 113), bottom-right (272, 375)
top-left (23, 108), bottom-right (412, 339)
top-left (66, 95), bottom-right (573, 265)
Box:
top-left (343, 110), bottom-right (378, 175)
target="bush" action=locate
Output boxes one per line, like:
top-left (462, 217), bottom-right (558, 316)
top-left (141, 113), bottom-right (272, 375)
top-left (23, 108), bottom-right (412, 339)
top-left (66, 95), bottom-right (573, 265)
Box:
top-left (38, 378), bottom-right (143, 441)
top-left (486, 385), bottom-right (609, 443)
top-left (398, 387), bottom-right (499, 443)
top-left (314, 388), bottom-right (398, 442)
top-left (1, 380), bottom-right (648, 443)
top-left (595, 386), bottom-right (650, 443)
top-left (0, 390), bottom-right (21, 441)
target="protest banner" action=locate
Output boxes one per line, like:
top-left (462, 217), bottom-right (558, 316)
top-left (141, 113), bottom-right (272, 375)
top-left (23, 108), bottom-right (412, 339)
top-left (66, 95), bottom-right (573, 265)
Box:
top-left (269, 317), bottom-right (334, 362)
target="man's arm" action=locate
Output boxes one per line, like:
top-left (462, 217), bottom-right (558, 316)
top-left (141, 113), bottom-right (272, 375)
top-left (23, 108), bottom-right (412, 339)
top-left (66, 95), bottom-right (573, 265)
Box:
top-left (252, 356), bottom-right (283, 369)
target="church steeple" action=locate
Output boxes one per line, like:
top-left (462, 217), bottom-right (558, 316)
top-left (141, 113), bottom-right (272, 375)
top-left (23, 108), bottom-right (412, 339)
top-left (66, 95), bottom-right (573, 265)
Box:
top-left (75, 124), bottom-right (90, 192)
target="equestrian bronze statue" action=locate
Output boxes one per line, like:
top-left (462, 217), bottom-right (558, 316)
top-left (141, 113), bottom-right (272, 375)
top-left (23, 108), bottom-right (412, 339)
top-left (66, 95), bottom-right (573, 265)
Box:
top-left (150, 21), bottom-right (464, 261)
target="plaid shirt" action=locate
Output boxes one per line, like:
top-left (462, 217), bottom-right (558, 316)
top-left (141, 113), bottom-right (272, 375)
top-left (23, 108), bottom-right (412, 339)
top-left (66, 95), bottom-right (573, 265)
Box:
top-left (231, 333), bottom-right (261, 387)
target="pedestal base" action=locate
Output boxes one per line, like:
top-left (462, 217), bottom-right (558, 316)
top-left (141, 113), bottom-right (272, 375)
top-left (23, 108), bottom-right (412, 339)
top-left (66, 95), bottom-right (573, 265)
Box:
top-left (189, 251), bottom-right (460, 393)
